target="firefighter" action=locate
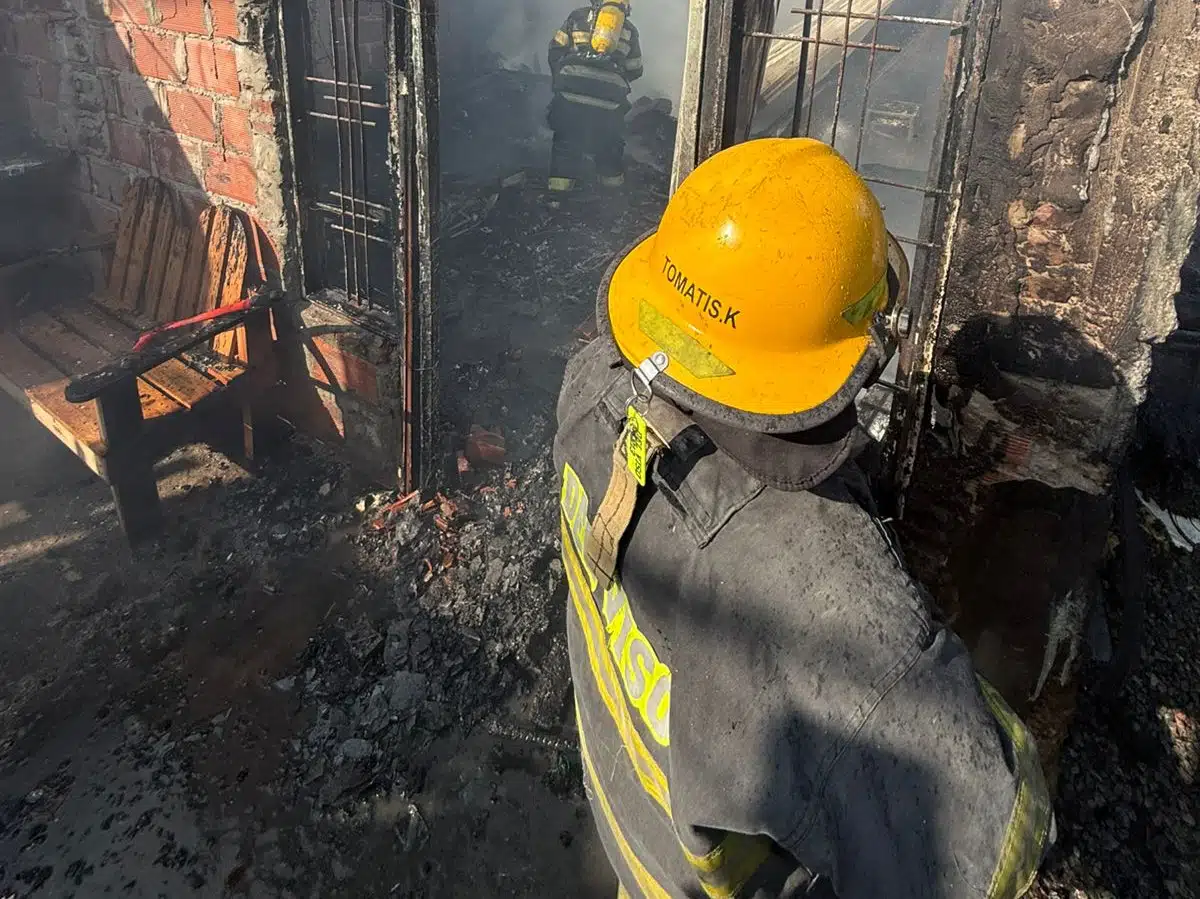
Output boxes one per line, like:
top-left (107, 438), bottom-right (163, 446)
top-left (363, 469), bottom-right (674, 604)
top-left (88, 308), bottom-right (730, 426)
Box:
top-left (553, 138), bottom-right (1055, 899)
top-left (546, 0), bottom-right (643, 192)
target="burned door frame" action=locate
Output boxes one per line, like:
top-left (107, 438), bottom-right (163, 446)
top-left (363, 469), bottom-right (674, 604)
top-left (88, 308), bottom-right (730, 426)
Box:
top-left (671, 0), bottom-right (998, 515)
top-left (276, 0), bottom-right (439, 489)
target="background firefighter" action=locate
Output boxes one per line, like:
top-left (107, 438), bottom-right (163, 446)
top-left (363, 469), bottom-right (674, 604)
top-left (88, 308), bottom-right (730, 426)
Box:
top-left (553, 138), bottom-right (1055, 898)
top-left (546, 0), bottom-right (643, 192)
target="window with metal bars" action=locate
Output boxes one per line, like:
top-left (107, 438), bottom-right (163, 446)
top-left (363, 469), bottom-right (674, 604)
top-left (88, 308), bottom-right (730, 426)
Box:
top-left (284, 0), bottom-right (403, 326)
top-left (741, 0), bottom-right (964, 264)
top-left (674, 0), bottom-right (988, 510)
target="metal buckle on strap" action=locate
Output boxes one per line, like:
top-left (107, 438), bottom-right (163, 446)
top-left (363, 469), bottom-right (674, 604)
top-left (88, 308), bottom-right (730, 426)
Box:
top-left (631, 352), bottom-right (669, 406)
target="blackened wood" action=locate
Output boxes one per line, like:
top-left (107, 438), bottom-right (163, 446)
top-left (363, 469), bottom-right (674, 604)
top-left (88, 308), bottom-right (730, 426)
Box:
top-left (96, 375), bottom-right (162, 545)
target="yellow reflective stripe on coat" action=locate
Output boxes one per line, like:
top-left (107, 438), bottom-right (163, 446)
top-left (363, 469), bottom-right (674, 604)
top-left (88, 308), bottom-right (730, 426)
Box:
top-left (572, 29), bottom-right (591, 44)
top-left (562, 514), bottom-right (673, 817)
top-left (559, 63), bottom-right (632, 90)
top-left (682, 833), bottom-right (773, 899)
top-left (553, 29), bottom-right (570, 46)
top-left (579, 720), bottom-right (672, 899)
top-left (978, 678), bottom-right (1052, 899)
top-left (559, 91), bottom-right (624, 110)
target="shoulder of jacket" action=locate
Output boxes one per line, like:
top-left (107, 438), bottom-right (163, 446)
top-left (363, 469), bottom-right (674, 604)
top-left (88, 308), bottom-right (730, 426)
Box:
top-left (557, 338), bottom-right (625, 430)
top-left (721, 484), bottom-right (934, 633)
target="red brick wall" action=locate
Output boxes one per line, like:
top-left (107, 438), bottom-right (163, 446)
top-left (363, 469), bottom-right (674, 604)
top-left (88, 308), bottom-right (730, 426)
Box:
top-left (0, 0), bottom-right (284, 247)
top-left (1, 0), bottom-right (407, 487)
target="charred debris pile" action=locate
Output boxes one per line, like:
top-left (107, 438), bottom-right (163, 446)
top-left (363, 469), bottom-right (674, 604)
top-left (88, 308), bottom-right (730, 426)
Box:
top-left (259, 448), bottom-right (583, 828)
top-left (267, 98), bottom-right (681, 838)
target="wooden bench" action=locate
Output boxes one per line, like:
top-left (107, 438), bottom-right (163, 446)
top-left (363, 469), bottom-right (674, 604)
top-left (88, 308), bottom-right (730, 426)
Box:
top-left (0, 177), bottom-right (284, 544)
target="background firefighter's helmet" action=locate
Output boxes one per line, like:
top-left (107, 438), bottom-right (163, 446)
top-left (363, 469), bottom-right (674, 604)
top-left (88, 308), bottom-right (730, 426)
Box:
top-left (598, 137), bottom-right (909, 433)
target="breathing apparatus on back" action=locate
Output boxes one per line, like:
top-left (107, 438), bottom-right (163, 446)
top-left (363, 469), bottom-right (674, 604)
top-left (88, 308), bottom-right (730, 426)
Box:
top-left (589, 0), bottom-right (630, 56)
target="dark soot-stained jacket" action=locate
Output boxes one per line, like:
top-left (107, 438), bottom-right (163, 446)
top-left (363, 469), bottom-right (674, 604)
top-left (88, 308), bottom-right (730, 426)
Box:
top-left (549, 6), bottom-right (644, 112)
top-left (553, 336), bottom-right (1052, 899)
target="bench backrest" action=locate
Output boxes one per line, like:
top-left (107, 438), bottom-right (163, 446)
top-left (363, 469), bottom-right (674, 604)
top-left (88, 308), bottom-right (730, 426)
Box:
top-left (103, 178), bottom-right (248, 346)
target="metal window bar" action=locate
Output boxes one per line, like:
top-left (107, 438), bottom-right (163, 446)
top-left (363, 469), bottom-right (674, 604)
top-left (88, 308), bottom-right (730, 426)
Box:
top-left (734, 0), bottom-right (979, 513)
top-left (329, 222), bottom-right (392, 245)
top-left (323, 94), bottom-right (390, 110)
top-left (323, 0), bottom-right (356, 309)
top-left (295, 0), bottom-right (398, 315)
top-left (744, 30), bottom-right (903, 52)
top-left (313, 200), bottom-right (387, 222)
top-left (305, 75), bottom-right (376, 90)
top-left (329, 189), bottom-right (389, 211)
top-left (307, 110), bottom-right (380, 126)
top-left (787, 8), bottom-right (965, 27)
top-left (742, 0), bottom-right (969, 237)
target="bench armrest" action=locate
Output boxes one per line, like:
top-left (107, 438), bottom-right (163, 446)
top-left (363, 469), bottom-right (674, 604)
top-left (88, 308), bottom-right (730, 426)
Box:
top-left (64, 288), bottom-right (286, 404)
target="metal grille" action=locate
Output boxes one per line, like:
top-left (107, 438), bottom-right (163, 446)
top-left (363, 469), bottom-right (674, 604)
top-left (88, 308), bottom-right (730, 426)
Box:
top-left (741, 0), bottom-right (965, 258)
top-left (729, 0), bottom-right (984, 512)
top-left (290, 0), bottom-right (399, 321)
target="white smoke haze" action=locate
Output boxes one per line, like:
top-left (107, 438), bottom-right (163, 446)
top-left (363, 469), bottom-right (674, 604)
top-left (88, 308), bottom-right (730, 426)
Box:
top-left (439, 0), bottom-right (689, 107)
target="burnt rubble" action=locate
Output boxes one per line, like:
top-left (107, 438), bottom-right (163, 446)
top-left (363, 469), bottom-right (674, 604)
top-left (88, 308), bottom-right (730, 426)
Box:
top-left (274, 449), bottom-right (575, 811)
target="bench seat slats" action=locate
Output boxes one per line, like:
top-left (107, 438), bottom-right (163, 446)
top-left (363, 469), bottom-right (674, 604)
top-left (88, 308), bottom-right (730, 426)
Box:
top-left (52, 305), bottom-right (223, 410)
top-left (0, 331), bottom-right (106, 476)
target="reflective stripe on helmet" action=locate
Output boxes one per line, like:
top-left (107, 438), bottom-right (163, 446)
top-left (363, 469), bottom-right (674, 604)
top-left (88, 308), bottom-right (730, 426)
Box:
top-left (638, 300), bottom-right (734, 379)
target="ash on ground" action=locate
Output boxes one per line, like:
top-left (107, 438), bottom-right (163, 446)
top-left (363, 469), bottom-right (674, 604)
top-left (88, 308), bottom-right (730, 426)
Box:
top-left (0, 404), bottom-right (614, 898)
top-left (1029, 515), bottom-right (1200, 899)
top-left (437, 141), bottom-right (671, 456)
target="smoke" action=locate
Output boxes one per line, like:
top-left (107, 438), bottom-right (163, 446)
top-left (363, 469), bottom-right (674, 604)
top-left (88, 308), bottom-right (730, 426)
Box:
top-left (439, 0), bottom-right (689, 107)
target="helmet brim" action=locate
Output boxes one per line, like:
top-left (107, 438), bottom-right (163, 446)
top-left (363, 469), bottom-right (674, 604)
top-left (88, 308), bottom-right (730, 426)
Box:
top-left (598, 230), bottom-right (905, 434)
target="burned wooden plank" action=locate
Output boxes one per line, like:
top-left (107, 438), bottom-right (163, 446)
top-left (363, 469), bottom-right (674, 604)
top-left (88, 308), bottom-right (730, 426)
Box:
top-left (213, 213), bottom-right (249, 360)
top-left (17, 310), bottom-right (115, 374)
top-left (25, 381), bottom-right (108, 476)
top-left (96, 374), bottom-right (163, 544)
top-left (240, 306), bottom-right (280, 461)
top-left (141, 192), bottom-right (180, 319)
top-left (142, 356), bottom-right (224, 409)
top-left (0, 331), bottom-right (106, 476)
top-left (407, 0), bottom-right (440, 490)
top-left (16, 311), bottom-right (187, 425)
top-left (157, 216), bottom-right (196, 322)
top-left (118, 180), bottom-right (168, 312)
top-left (179, 207), bottom-right (218, 321)
top-left (52, 303), bottom-right (139, 351)
top-left (201, 208), bottom-right (236, 315)
top-left (0, 327), bottom-right (69, 390)
top-left (105, 179), bottom-right (149, 309)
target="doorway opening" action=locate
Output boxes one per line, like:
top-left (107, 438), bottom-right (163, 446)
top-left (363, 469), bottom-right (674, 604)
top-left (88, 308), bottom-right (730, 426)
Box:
top-left (433, 1), bottom-right (691, 472)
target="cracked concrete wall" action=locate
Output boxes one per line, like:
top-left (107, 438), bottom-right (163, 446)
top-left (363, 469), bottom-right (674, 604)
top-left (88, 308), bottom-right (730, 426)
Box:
top-left (939, 0), bottom-right (1200, 452)
top-left (898, 0), bottom-right (1199, 782)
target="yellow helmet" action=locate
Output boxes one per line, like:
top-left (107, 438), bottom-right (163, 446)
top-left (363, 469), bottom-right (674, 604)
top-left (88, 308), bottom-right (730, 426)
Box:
top-left (600, 137), bottom-right (909, 433)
